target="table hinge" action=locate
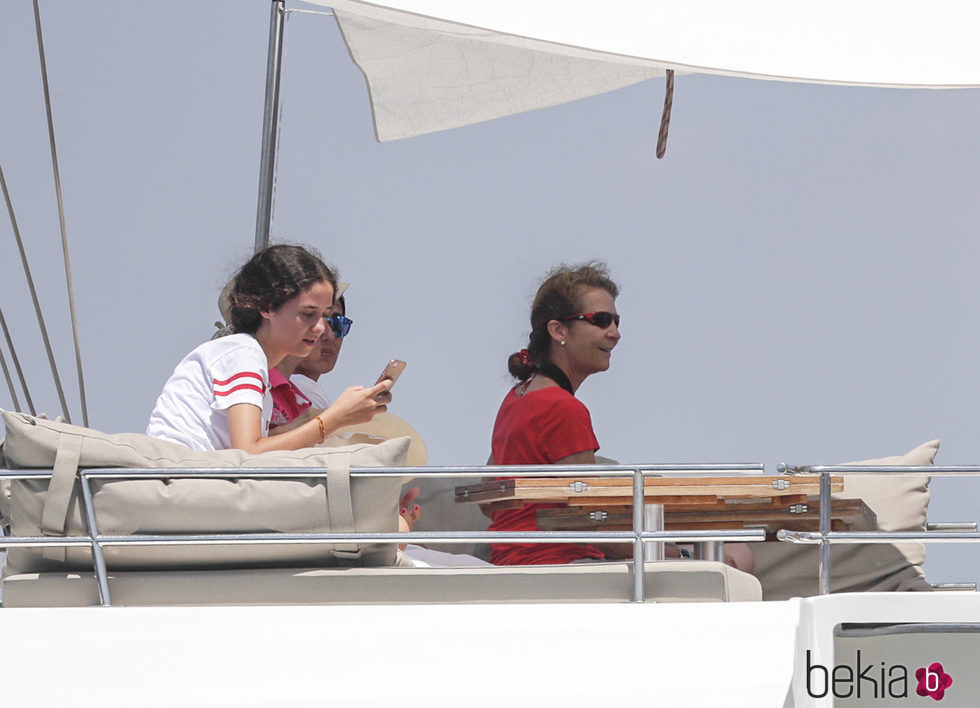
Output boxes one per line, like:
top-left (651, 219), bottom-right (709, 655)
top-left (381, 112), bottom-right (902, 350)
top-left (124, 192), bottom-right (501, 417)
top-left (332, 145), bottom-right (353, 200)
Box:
top-left (789, 503), bottom-right (808, 514)
top-left (568, 481), bottom-right (590, 493)
top-left (772, 479), bottom-right (790, 490)
top-left (589, 510), bottom-right (608, 522)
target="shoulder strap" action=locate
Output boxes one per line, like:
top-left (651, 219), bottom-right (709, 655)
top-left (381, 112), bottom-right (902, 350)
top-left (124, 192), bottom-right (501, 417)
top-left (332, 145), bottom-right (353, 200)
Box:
top-left (40, 432), bottom-right (82, 560)
top-left (326, 451), bottom-right (362, 562)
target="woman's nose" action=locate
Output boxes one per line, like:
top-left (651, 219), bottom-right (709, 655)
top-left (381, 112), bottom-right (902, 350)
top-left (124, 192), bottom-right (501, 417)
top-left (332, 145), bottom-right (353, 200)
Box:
top-left (312, 316), bottom-right (326, 336)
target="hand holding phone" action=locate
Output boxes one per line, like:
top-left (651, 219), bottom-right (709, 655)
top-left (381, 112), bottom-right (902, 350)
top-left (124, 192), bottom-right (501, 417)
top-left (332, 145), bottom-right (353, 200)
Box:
top-left (374, 359), bottom-right (405, 402)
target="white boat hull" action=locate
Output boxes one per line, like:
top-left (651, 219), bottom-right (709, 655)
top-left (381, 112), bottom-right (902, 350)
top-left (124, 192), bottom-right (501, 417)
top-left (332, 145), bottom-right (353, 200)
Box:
top-left (4, 593), bottom-right (978, 707)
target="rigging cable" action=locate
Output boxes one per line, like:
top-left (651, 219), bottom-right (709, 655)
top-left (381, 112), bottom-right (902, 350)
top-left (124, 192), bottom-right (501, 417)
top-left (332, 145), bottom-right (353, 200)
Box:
top-left (0, 306), bottom-right (26, 413)
top-left (0, 158), bottom-right (69, 421)
top-left (33, 0), bottom-right (89, 425)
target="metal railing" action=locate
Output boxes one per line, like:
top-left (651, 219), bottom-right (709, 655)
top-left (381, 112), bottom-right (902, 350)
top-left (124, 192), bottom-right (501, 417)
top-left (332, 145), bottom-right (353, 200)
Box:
top-left (0, 463), bottom-right (767, 606)
top-left (777, 463), bottom-right (980, 595)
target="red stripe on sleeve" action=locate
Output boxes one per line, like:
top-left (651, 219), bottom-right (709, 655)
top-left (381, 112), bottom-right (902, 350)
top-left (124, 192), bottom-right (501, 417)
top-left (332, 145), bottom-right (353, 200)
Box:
top-left (214, 383), bottom-right (266, 397)
top-left (213, 371), bottom-right (264, 387)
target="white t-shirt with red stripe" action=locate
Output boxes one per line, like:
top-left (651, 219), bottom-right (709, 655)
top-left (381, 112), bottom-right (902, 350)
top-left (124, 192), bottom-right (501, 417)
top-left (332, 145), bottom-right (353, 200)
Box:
top-left (147, 333), bottom-right (272, 451)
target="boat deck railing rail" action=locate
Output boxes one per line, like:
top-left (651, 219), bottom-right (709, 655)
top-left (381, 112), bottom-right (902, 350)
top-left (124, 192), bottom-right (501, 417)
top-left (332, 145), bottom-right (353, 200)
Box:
top-left (1, 462), bottom-right (768, 605)
top-left (778, 463), bottom-right (980, 595)
top-left (3, 461), bottom-right (977, 604)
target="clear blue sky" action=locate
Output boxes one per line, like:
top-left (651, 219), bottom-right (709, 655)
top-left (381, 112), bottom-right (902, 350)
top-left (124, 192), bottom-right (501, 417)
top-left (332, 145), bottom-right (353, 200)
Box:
top-left (3, 0), bottom-right (980, 584)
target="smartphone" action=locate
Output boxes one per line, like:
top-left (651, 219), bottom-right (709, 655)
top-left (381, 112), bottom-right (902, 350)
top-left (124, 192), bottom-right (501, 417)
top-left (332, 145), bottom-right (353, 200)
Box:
top-left (375, 359), bottom-right (406, 389)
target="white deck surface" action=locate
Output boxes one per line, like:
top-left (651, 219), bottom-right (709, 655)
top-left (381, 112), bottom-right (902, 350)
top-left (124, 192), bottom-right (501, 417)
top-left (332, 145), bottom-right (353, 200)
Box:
top-left (2, 600), bottom-right (801, 707)
top-left (5, 593), bottom-right (980, 706)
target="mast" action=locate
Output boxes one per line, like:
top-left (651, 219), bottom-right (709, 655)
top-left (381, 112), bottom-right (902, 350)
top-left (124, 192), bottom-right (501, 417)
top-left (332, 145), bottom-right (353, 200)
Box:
top-left (254, 0), bottom-right (286, 253)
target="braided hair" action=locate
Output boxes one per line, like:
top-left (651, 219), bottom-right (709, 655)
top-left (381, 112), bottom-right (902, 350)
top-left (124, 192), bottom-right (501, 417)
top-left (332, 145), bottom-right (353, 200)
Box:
top-left (508, 260), bottom-right (619, 381)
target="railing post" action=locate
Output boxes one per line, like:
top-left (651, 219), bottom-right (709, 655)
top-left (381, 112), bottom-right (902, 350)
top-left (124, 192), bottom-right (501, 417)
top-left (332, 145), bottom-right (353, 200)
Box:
top-left (818, 470), bottom-right (832, 595)
top-left (643, 504), bottom-right (664, 562)
top-left (632, 467), bottom-right (645, 602)
top-left (79, 471), bottom-right (112, 606)
top-left (694, 541), bottom-right (725, 562)
top-left (254, 0), bottom-right (286, 252)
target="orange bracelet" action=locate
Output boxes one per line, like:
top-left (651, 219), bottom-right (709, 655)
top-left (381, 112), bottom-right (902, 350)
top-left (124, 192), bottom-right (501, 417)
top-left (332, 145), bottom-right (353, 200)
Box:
top-left (315, 416), bottom-right (326, 444)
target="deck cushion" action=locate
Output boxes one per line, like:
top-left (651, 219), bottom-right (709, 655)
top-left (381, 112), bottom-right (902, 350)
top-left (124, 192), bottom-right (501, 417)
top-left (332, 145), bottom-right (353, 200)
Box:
top-left (1, 412), bottom-right (411, 574)
top-left (752, 439), bottom-right (937, 599)
top-left (0, 559), bottom-right (761, 606)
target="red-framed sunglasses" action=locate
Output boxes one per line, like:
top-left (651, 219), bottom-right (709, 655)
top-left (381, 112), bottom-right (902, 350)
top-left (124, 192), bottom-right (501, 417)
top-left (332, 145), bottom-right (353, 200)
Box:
top-left (558, 311), bottom-right (621, 329)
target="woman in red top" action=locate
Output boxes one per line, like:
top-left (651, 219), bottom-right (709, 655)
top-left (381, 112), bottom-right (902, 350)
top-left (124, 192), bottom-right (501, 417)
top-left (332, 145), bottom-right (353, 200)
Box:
top-left (488, 262), bottom-right (755, 572)
top-left (488, 261), bottom-right (623, 565)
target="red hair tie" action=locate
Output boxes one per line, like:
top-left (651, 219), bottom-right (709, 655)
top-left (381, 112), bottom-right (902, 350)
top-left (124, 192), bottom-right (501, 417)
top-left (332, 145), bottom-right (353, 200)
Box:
top-left (518, 349), bottom-right (533, 366)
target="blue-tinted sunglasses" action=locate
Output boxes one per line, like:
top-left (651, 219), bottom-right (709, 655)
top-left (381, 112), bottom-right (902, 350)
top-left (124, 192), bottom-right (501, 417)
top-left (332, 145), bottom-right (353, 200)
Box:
top-left (326, 314), bottom-right (353, 338)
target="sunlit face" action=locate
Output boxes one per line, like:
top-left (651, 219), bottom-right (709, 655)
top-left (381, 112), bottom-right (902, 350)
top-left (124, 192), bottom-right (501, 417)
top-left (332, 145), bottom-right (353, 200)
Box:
top-left (296, 300), bottom-right (345, 378)
top-left (561, 287), bottom-right (621, 377)
top-left (259, 280), bottom-right (334, 361)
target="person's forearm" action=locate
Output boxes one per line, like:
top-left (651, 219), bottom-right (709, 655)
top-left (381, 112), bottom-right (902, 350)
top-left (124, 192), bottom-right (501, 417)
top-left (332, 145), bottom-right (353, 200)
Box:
top-left (236, 412), bottom-right (335, 453)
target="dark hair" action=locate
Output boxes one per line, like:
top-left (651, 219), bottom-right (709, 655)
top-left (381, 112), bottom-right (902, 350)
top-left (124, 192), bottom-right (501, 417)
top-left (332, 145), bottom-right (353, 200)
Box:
top-left (335, 294), bottom-right (347, 316)
top-left (228, 244), bottom-right (337, 334)
top-left (508, 260), bottom-right (619, 381)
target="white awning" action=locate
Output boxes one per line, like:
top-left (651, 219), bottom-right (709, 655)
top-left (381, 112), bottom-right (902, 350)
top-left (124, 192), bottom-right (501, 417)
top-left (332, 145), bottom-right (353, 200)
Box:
top-left (318, 1), bottom-right (980, 140)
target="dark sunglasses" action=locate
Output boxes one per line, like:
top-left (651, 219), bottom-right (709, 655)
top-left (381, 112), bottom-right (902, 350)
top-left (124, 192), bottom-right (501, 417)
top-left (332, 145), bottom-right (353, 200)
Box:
top-left (326, 314), bottom-right (353, 338)
top-left (558, 311), bottom-right (621, 329)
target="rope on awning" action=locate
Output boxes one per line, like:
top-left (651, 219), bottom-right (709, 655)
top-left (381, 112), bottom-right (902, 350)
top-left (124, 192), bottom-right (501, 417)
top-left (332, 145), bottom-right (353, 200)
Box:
top-left (0, 306), bottom-right (30, 414)
top-left (33, 0), bottom-right (89, 425)
top-left (0, 158), bottom-right (68, 421)
top-left (656, 69), bottom-right (675, 159)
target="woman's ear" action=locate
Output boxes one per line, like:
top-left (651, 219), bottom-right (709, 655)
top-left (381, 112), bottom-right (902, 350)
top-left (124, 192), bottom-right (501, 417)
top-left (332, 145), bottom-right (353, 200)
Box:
top-left (546, 319), bottom-right (567, 344)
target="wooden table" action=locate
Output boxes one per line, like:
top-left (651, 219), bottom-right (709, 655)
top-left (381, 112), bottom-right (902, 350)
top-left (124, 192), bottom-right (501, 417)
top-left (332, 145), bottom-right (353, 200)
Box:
top-left (456, 474), bottom-right (844, 508)
top-left (535, 497), bottom-right (875, 537)
top-left (456, 474), bottom-right (871, 559)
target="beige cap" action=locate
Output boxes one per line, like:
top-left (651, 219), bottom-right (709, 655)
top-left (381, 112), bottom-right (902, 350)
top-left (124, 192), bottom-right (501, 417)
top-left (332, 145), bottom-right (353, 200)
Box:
top-left (324, 412), bottom-right (427, 466)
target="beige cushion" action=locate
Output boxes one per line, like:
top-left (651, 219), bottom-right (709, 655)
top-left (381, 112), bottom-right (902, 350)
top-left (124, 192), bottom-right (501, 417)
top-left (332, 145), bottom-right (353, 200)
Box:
top-left (0, 560), bottom-right (761, 606)
top-left (1, 412), bottom-right (411, 574)
top-left (752, 439), bottom-right (938, 599)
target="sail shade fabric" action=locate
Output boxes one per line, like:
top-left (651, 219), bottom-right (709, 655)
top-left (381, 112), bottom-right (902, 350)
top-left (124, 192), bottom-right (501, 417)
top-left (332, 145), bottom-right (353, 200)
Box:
top-left (319, 0), bottom-right (980, 140)
top-left (331, 7), bottom-right (665, 141)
